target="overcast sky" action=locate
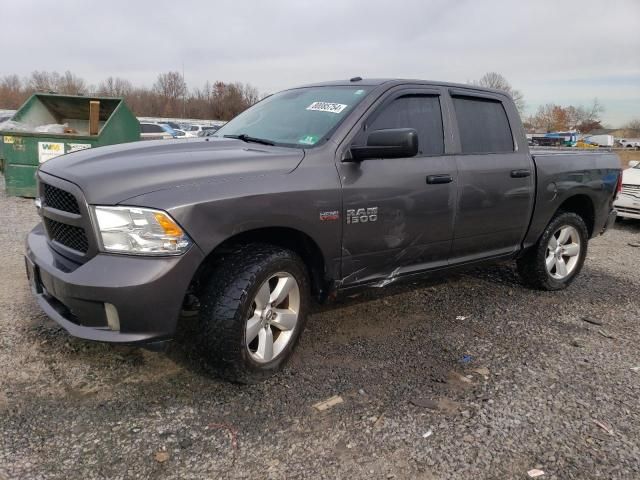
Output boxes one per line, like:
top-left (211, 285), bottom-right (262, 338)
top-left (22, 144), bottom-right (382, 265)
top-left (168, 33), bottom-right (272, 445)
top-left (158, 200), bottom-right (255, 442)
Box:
top-left (3, 0), bottom-right (639, 126)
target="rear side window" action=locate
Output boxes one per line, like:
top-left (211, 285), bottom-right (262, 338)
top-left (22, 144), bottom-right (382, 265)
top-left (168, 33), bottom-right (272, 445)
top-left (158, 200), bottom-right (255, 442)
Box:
top-left (360, 95), bottom-right (444, 156)
top-left (452, 96), bottom-right (513, 153)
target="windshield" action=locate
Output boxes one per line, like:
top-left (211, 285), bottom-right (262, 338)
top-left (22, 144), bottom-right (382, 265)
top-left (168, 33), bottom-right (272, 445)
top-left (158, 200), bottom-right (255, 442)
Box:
top-left (214, 86), bottom-right (372, 148)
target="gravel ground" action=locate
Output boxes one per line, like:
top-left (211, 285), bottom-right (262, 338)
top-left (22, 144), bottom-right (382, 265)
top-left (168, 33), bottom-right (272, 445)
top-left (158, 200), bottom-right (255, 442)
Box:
top-left (1, 178), bottom-right (639, 480)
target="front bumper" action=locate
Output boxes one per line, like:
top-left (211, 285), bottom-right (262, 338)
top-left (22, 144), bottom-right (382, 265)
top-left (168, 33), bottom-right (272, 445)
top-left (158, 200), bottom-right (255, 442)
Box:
top-left (26, 223), bottom-right (204, 343)
top-left (614, 195), bottom-right (640, 220)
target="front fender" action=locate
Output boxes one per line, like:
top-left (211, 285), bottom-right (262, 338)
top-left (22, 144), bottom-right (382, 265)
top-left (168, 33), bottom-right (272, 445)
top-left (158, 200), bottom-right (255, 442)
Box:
top-left (125, 164), bottom-right (343, 278)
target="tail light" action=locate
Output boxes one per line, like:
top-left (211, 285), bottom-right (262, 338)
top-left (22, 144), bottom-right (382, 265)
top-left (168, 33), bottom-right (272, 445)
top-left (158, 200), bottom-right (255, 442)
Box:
top-left (616, 173), bottom-right (623, 196)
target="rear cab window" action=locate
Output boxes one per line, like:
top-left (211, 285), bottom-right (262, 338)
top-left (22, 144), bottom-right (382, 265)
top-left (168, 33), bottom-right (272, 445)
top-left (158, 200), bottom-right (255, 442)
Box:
top-left (452, 95), bottom-right (514, 153)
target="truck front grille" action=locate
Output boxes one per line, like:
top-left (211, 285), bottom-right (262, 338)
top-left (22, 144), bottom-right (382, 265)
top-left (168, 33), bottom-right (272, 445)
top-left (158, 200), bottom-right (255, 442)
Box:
top-left (44, 218), bottom-right (89, 253)
top-left (39, 177), bottom-right (95, 261)
top-left (43, 183), bottom-right (81, 214)
top-left (621, 184), bottom-right (640, 197)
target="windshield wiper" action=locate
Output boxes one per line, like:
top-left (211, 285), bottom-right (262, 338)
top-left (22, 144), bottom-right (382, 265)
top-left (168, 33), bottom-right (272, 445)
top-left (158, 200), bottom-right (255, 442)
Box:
top-left (223, 134), bottom-right (275, 146)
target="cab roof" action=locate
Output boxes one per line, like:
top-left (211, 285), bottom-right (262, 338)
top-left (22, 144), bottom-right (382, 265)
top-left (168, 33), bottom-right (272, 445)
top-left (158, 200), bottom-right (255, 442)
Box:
top-left (297, 78), bottom-right (511, 98)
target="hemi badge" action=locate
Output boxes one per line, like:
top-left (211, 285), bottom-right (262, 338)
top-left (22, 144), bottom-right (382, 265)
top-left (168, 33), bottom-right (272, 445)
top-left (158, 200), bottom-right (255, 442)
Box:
top-left (319, 210), bottom-right (340, 221)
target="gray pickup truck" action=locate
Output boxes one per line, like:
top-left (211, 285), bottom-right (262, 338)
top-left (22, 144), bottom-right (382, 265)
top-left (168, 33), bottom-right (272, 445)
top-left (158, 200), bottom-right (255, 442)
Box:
top-left (26, 78), bottom-right (621, 382)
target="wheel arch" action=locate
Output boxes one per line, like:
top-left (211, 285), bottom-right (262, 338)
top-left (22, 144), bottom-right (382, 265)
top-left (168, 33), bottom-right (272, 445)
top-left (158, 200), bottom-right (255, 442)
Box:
top-left (192, 226), bottom-right (329, 301)
top-left (556, 194), bottom-right (595, 236)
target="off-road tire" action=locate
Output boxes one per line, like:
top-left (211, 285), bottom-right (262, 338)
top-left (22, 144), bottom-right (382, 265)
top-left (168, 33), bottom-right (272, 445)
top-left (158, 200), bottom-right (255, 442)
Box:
top-left (198, 243), bottom-right (310, 383)
top-left (517, 212), bottom-right (589, 291)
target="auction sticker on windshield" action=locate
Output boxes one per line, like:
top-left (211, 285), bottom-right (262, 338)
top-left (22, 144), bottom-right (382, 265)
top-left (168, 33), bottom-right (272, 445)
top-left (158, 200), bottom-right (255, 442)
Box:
top-left (298, 135), bottom-right (319, 145)
top-left (306, 102), bottom-right (348, 114)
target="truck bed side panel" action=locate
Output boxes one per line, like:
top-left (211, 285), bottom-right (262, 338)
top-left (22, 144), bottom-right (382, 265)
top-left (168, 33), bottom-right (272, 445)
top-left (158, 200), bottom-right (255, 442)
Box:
top-left (523, 151), bottom-right (620, 248)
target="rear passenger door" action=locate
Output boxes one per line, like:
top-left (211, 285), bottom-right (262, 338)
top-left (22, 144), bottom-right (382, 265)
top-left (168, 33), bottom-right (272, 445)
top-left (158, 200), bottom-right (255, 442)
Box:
top-left (448, 91), bottom-right (534, 262)
top-left (337, 87), bottom-right (457, 285)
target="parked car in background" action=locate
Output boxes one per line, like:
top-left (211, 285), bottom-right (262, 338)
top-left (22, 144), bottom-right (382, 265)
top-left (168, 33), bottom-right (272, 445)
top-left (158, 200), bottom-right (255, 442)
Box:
top-left (197, 125), bottom-right (221, 137)
top-left (185, 124), bottom-right (219, 137)
top-left (614, 161), bottom-right (640, 219)
top-left (618, 139), bottom-right (640, 149)
top-left (140, 122), bottom-right (175, 140)
top-left (185, 125), bottom-right (205, 137)
top-left (199, 128), bottom-right (219, 137)
top-left (158, 124), bottom-right (186, 138)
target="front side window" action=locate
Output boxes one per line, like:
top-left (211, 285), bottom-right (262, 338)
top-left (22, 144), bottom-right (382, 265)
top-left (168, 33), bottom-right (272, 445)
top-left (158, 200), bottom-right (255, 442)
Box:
top-left (215, 86), bottom-right (372, 148)
top-left (452, 96), bottom-right (514, 153)
top-left (356, 94), bottom-right (444, 156)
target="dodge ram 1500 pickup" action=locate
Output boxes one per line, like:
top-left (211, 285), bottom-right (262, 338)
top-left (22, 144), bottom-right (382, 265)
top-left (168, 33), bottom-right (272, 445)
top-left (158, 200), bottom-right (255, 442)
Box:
top-left (26, 78), bottom-right (621, 382)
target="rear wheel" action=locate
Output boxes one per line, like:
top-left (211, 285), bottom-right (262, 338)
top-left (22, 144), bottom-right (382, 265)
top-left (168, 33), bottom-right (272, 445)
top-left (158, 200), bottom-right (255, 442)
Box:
top-left (517, 212), bottom-right (588, 290)
top-left (198, 244), bottom-right (310, 383)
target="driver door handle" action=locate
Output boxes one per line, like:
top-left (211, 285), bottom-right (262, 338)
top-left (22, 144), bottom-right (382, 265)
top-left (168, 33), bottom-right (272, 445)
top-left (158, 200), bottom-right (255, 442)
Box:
top-left (426, 174), bottom-right (453, 184)
top-left (510, 169), bottom-right (531, 178)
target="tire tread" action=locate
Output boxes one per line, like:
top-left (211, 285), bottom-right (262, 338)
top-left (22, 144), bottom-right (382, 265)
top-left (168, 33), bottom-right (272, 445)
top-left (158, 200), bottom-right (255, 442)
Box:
top-left (517, 212), bottom-right (588, 291)
top-left (198, 243), bottom-right (308, 383)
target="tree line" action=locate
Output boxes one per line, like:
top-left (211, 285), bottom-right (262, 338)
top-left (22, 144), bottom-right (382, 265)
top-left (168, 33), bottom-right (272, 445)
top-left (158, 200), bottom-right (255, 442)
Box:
top-left (525, 100), bottom-right (605, 133)
top-left (2, 70), bottom-right (639, 134)
top-left (0, 70), bottom-right (260, 121)
top-left (473, 72), bottom-right (616, 133)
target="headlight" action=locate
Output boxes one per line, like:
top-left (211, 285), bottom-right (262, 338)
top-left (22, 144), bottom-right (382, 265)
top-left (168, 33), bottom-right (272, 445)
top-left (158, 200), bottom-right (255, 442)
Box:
top-left (93, 206), bottom-right (192, 255)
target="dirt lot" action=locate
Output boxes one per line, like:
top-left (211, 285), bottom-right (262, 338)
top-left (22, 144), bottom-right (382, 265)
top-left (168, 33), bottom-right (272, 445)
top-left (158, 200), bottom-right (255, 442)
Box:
top-left (1, 179), bottom-right (639, 480)
top-left (617, 148), bottom-right (640, 168)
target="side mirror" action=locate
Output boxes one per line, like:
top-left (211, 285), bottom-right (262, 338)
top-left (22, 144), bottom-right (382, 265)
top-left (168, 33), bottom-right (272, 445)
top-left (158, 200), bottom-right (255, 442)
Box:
top-left (629, 160), bottom-right (639, 168)
top-left (348, 128), bottom-right (419, 161)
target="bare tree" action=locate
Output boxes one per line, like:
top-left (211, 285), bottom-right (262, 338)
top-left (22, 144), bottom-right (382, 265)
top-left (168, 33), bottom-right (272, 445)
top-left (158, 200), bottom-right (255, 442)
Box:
top-left (242, 83), bottom-right (260, 106)
top-left (473, 72), bottom-right (525, 113)
top-left (26, 70), bottom-right (86, 95)
top-left (623, 119), bottom-right (640, 137)
top-left (57, 71), bottom-right (87, 94)
top-left (0, 74), bottom-right (27, 108)
top-left (28, 71), bottom-right (58, 92)
top-left (567, 99), bottom-right (604, 132)
top-left (152, 71), bottom-right (187, 116)
top-left (154, 72), bottom-right (186, 101)
top-left (207, 81), bottom-right (260, 120)
top-left (530, 104), bottom-right (556, 131)
top-left (97, 77), bottom-right (133, 97)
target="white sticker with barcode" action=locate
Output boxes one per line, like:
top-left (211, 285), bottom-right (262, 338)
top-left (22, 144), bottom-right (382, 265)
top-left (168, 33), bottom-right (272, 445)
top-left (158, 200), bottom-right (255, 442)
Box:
top-left (306, 102), bottom-right (348, 114)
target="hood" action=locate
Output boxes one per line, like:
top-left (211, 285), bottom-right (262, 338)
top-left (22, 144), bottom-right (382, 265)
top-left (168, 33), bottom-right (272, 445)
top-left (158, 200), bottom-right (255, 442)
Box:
top-left (39, 137), bottom-right (304, 204)
top-left (622, 166), bottom-right (640, 185)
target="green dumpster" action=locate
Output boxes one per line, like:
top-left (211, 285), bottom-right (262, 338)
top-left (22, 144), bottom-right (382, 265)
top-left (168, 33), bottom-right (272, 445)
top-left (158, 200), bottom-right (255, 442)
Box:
top-left (1, 93), bottom-right (140, 197)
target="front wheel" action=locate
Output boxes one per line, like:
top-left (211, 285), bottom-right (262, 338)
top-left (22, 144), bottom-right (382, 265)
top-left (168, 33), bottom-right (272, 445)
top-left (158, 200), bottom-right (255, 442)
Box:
top-left (517, 212), bottom-right (589, 290)
top-left (198, 244), bottom-right (310, 383)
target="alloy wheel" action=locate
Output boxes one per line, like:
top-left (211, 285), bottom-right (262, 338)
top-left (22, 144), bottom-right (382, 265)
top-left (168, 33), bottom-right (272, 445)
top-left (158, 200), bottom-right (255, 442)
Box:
top-left (546, 225), bottom-right (581, 280)
top-left (245, 272), bottom-right (300, 363)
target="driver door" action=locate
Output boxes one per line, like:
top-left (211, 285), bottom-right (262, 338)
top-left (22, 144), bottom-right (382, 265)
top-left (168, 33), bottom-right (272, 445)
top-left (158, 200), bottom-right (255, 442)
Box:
top-left (337, 87), bottom-right (457, 286)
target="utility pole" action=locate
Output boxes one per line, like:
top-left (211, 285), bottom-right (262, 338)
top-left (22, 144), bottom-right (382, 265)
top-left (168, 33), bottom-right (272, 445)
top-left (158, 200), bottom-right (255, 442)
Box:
top-left (182, 61), bottom-right (186, 119)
